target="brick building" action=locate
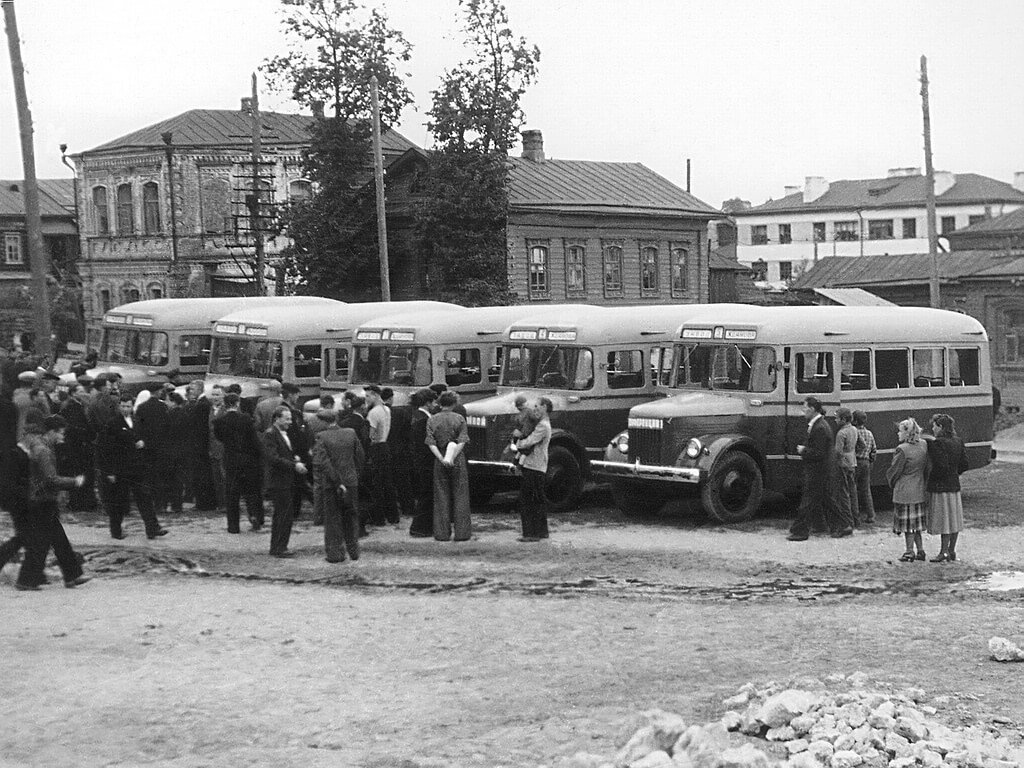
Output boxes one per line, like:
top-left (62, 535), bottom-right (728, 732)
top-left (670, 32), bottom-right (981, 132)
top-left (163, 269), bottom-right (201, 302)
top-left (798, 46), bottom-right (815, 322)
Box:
top-left (0, 178), bottom-right (79, 348)
top-left (71, 105), bottom-right (415, 321)
top-left (386, 130), bottom-right (723, 305)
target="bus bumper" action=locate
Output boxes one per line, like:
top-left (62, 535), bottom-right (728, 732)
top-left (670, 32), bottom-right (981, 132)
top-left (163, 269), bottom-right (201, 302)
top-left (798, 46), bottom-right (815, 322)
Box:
top-left (590, 460), bottom-right (702, 484)
top-left (468, 460), bottom-right (520, 476)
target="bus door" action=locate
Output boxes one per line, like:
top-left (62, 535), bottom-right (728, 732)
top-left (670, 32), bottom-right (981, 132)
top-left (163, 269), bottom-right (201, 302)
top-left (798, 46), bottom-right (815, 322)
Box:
top-left (323, 346), bottom-right (350, 389)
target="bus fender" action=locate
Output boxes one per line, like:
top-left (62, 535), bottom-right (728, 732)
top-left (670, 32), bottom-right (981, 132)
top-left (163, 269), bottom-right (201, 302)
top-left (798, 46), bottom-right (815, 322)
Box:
top-left (548, 428), bottom-right (589, 476)
top-left (687, 434), bottom-right (764, 479)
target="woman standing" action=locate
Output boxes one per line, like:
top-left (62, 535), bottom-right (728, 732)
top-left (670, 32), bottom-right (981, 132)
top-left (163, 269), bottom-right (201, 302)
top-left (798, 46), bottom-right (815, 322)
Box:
top-left (925, 413), bottom-right (969, 562)
top-left (886, 418), bottom-right (929, 562)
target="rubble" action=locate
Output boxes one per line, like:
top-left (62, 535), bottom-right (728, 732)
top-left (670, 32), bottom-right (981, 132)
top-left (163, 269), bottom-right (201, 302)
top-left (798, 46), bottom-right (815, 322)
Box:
top-left (552, 675), bottom-right (1024, 768)
top-left (988, 637), bottom-right (1024, 662)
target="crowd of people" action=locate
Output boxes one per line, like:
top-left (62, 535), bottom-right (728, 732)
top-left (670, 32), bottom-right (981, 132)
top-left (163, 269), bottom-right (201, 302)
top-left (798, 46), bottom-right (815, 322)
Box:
top-left (787, 395), bottom-right (969, 562)
top-left (0, 361), bottom-right (555, 591)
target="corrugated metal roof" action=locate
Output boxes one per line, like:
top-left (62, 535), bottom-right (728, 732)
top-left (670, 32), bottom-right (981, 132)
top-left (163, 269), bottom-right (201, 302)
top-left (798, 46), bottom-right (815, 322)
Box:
top-left (0, 178), bottom-right (75, 217)
top-left (791, 251), bottom-right (1019, 289)
top-left (84, 109), bottom-right (416, 156)
top-left (952, 205), bottom-right (1024, 234)
top-left (812, 287), bottom-right (896, 306)
top-left (741, 173), bottom-right (1024, 215)
top-left (508, 157), bottom-right (718, 216)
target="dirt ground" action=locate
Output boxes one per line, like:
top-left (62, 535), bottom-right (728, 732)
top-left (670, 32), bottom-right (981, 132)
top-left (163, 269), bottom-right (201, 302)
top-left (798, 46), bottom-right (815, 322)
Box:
top-left (2, 462), bottom-right (1024, 768)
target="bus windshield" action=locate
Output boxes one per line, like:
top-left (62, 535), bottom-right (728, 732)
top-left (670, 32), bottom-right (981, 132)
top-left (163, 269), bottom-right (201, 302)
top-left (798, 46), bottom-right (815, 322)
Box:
top-left (100, 329), bottom-right (170, 367)
top-left (672, 344), bottom-right (777, 393)
top-left (352, 345), bottom-right (432, 387)
top-left (501, 345), bottom-right (594, 390)
top-left (210, 338), bottom-right (283, 379)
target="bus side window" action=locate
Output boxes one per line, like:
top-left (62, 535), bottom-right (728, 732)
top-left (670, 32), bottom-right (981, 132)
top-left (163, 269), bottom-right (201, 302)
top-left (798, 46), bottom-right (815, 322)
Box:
top-left (294, 344), bottom-right (323, 379)
top-left (795, 351), bottom-right (834, 394)
top-left (840, 349), bottom-right (871, 391)
top-left (949, 347), bottom-right (980, 386)
top-left (607, 349), bottom-right (644, 389)
top-left (325, 347), bottom-right (349, 382)
top-left (875, 349), bottom-right (909, 389)
top-left (489, 347), bottom-right (503, 384)
top-left (912, 347), bottom-right (946, 387)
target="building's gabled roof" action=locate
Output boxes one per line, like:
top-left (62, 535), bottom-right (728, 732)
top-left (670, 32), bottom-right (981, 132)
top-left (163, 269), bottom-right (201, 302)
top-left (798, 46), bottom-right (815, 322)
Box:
top-left (82, 109), bottom-right (416, 157)
top-left (0, 179), bottom-right (76, 218)
top-left (508, 157), bottom-right (719, 217)
top-left (789, 251), bottom-right (1020, 289)
top-left (952, 205), bottom-right (1024, 235)
top-left (740, 173), bottom-right (1024, 215)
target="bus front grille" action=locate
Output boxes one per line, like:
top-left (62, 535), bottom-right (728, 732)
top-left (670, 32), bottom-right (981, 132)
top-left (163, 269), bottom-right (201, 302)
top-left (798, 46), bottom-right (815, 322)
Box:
top-left (466, 426), bottom-right (489, 460)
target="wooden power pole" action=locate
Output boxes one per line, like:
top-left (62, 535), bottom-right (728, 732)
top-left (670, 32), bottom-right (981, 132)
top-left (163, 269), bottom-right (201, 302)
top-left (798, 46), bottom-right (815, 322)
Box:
top-left (4, 0), bottom-right (52, 357)
top-left (920, 55), bottom-right (941, 308)
top-left (370, 75), bottom-right (391, 301)
top-left (249, 73), bottom-right (266, 296)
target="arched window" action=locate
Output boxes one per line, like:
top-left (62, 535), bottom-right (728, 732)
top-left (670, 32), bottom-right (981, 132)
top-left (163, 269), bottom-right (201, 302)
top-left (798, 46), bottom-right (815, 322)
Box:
top-left (640, 245), bottom-right (659, 294)
top-left (289, 179), bottom-right (313, 202)
top-left (200, 176), bottom-right (232, 234)
top-left (116, 183), bottom-right (134, 235)
top-left (602, 243), bottom-right (623, 297)
top-left (120, 284), bottom-right (141, 304)
top-left (528, 243), bottom-right (549, 298)
top-left (671, 246), bottom-right (689, 296)
top-left (147, 282), bottom-right (164, 300)
top-left (98, 288), bottom-right (112, 313)
top-left (92, 186), bottom-right (109, 235)
top-left (564, 242), bottom-right (586, 297)
top-left (142, 182), bottom-right (161, 234)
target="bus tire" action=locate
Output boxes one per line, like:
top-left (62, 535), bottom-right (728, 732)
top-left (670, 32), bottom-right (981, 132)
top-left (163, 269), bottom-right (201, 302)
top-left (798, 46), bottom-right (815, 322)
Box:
top-left (544, 446), bottom-right (583, 512)
top-left (610, 480), bottom-right (664, 516)
top-left (701, 451), bottom-right (763, 524)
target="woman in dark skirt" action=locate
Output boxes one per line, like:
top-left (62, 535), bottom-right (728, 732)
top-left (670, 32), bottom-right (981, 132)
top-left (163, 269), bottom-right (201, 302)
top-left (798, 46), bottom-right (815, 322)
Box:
top-left (925, 413), bottom-right (969, 562)
top-left (886, 417), bottom-right (929, 562)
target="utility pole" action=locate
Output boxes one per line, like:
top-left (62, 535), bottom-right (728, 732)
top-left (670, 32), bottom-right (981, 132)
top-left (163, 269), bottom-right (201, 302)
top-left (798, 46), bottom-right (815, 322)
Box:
top-left (920, 55), bottom-right (941, 308)
top-left (370, 75), bottom-right (390, 301)
top-left (4, 0), bottom-right (52, 358)
top-left (249, 72), bottom-right (266, 296)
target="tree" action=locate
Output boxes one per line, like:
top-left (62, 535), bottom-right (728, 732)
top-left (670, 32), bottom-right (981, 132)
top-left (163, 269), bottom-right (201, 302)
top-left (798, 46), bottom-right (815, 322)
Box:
top-left (413, 0), bottom-right (540, 304)
top-left (262, 0), bottom-right (413, 298)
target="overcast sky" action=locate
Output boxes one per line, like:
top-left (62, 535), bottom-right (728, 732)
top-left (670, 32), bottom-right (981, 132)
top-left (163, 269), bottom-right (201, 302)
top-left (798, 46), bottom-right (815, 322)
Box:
top-left (2, 0), bottom-right (1022, 209)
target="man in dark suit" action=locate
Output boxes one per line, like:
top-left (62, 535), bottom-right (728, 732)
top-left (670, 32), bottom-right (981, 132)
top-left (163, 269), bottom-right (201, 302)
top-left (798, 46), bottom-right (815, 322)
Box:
top-left (214, 392), bottom-right (264, 533)
top-left (383, 387), bottom-right (415, 517)
top-left (182, 380), bottom-right (216, 510)
top-left (312, 418), bottom-right (364, 563)
top-left (262, 405), bottom-right (307, 558)
top-left (135, 384), bottom-right (174, 515)
top-left (96, 395), bottom-right (167, 540)
top-left (0, 438), bottom-right (31, 574)
top-left (59, 383), bottom-right (97, 511)
top-left (407, 388), bottom-right (438, 538)
top-left (788, 396), bottom-right (835, 541)
top-left (282, 383), bottom-right (312, 518)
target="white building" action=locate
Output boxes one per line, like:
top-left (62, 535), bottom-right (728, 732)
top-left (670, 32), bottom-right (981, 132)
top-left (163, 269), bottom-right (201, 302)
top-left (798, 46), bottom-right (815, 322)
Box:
top-left (732, 168), bottom-right (1024, 283)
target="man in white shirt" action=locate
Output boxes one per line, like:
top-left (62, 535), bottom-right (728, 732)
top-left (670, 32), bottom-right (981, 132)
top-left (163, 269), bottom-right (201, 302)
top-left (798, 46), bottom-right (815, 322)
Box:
top-left (363, 385), bottom-right (399, 526)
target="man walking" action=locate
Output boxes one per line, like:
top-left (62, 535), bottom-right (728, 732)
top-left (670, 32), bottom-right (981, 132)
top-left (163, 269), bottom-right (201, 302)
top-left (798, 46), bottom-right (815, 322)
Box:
top-left (262, 406), bottom-right (307, 558)
top-left (312, 417), bottom-right (364, 563)
top-left (214, 392), bottom-right (265, 533)
top-left (788, 396), bottom-right (834, 542)
top-left (364, 384), bottom-right (399, 526)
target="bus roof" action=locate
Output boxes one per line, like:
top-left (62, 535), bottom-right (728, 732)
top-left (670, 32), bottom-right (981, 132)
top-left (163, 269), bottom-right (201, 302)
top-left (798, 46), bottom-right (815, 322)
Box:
top-left (101, 296), bottom-right (343, 330)
top-left (677, 305), bottom-right (989, 345)
top-left (353, 304), bottom-right (591, 345)
top-left (212, 300), bottom-right (462, 340)
top-left (505, 304), bottom-right (741, 345)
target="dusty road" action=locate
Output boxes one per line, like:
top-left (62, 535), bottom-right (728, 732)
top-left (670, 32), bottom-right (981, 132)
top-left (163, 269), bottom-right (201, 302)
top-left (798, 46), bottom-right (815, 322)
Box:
top-left (2, 462), bottom-right (1023, 768)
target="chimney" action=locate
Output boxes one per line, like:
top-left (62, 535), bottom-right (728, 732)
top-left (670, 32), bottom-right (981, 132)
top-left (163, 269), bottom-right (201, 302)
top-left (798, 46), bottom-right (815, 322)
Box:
top-left (240, 96), bottom-right (253, 113)
top-left (521, 129), bottom-right (545, 162)
top-left (311, 100), bottom-right (325, 119)
top-left (887, 167), bottom-right (921, 177)
top-left (784, 185), bottom-right (800, 197)
top-left (803, 176), bottom-right (829, 203)
top-left (1014, 171), bottom-right (1024, 193)
top-left (934, 171), bottom-right (955, 196)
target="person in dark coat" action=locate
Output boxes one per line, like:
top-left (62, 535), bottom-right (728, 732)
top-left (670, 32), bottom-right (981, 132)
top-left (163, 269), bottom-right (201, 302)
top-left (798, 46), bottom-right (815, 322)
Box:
top-left (0, 438), bottom-right (32, 575)
top-left (282, 383), bottom-right (313, 517)
top-left (383, 387), bottom-right (415, 517)
top-left (182, 380), bottom-right (216, 510)
top-left (134, 384), bottom-right (174, 515)
top-left (214, 392), bottom-right (265, 533)
top-left (307, 394), bottom-right (339, 526)
top-left (59, 383), bottom-right (97, 511)
top-left (16, 415), bottom-right (90, 590)
top-left (164, 392), bottom-right (188, 513)
top-left (262, 405), bottom-right (307, 557)
top-left (96, 395), bottom-right (167, 540)
top-left (312, 419), bottom-right (364, 562)
top-left (86, 373), bottom-right (120, 432)
top-left (408, 388), bottom-right (438, 538)
top-left (925, 413), bottom-right (970, 562)
top-left (788, 396), bottom-right (835, 541)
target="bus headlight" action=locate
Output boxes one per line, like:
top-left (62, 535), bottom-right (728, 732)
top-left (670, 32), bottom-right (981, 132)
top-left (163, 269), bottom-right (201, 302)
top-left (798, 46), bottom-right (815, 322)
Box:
top-left (684, 438), bottom-right (703, 459)
top-left (615, 433), bottom-right (629, 454)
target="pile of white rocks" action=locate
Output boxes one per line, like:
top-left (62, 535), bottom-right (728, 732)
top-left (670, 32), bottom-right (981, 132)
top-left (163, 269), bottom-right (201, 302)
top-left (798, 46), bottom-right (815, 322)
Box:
top-left (551, 673), bottom-right (1023, 768)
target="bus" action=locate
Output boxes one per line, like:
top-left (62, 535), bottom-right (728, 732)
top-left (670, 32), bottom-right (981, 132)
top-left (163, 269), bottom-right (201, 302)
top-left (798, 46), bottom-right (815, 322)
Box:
top-left (207, 300), bottom-right (459, 402)
top-left (591, 305), bottom-right (994, 523)
top-left (463, 304), bottom-right (727, 510)
top-left (62, 297), bottom-right (341, 396)
top-left (344, 305), bottom-right (592, 406)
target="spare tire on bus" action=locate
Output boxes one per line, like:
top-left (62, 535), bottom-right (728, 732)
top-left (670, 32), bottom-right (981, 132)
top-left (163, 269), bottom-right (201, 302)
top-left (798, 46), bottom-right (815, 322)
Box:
top-left (701, 451), bottom-right (763, 524)
top-left (543, 445), bottom-right (583, 512)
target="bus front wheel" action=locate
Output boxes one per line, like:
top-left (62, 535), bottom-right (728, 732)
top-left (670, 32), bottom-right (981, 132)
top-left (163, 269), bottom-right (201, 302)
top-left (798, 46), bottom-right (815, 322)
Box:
top-left (544, 446), bottom-right (583, 512)
top-left (701, 451), bottom-right (763, 524)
